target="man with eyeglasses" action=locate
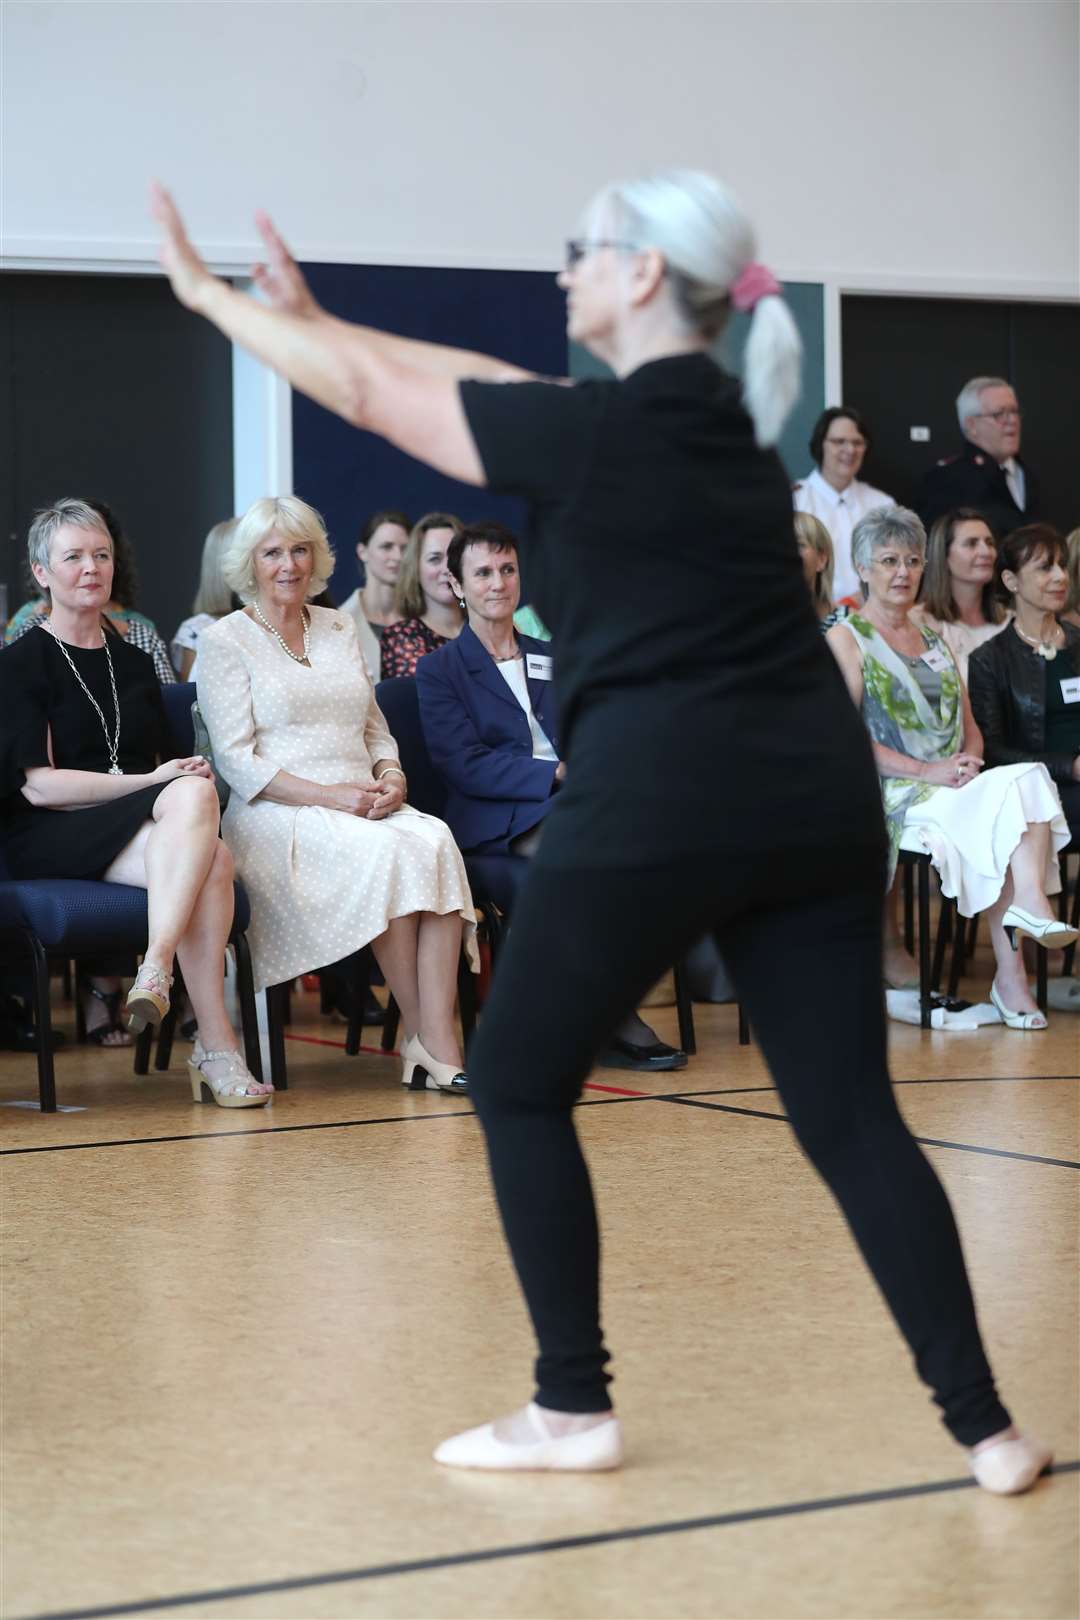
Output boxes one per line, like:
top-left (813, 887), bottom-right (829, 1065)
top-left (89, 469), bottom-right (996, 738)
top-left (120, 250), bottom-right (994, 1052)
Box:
top-left (919, 375), bottom-right (1042, 539)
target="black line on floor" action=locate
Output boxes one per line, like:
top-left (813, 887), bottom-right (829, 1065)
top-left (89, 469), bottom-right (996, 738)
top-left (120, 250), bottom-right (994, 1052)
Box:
top-left (18, 1461), bottom-right (1078, 1620)
top-left (661, 1096), bottom-right (1080, 1168)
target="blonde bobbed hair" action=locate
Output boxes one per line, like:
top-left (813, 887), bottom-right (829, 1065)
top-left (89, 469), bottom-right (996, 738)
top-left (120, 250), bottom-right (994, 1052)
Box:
top-left (586, 169), bottom-right (801, 449)
top-left (793, 512), bottom-right (835, 615)
top-left (223, 496), bottom-right (335, 604)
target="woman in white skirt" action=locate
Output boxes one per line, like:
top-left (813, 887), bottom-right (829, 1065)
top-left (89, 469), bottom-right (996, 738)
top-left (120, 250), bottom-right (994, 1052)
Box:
top-left (828, 506), bottom-right (1075, 1029)
top-left (197, 496), bottom-right (478, 1092)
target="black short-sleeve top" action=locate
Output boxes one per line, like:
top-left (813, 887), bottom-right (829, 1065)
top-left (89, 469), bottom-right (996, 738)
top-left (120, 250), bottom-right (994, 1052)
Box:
top-left (0, 624), bottom-right (170, 806)
top-left (459, 355), bottom-right (881, 866)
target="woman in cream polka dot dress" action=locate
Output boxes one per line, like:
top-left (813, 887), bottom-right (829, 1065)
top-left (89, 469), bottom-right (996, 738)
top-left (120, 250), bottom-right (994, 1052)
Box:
top-left (197, 496), bottom-right (477, 1093)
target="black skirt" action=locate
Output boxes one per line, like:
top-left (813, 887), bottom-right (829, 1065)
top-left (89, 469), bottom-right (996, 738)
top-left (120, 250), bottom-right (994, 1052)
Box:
top-left (4, 783), bottom-right (171, 880)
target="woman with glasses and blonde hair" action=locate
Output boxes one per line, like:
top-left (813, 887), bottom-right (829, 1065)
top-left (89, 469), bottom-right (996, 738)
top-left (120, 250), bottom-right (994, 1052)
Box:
top-left (910, 508), bottom-right (1010, 684)
top-left (378, 512), bottom-right (465, 679)
top-left (828, 506), bottom-right (1072, 1032)
top-left (155, 169), bottom-right (1053, 1493)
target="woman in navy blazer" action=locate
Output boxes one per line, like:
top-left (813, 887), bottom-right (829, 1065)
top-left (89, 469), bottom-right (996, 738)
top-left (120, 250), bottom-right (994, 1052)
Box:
top-left (415, 559), bottom-right (561, 856)
top-left (416, 522), bottom-right (683, 1075)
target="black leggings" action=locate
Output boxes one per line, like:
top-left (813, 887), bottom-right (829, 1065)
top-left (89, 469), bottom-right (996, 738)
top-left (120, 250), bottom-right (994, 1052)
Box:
top-left (466, 842), bottom-right (1011, 1448)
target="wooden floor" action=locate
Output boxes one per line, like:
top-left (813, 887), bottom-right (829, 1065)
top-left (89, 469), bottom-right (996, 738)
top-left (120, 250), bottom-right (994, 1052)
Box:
top-left (2, 954), bottom-right (1077, 1620)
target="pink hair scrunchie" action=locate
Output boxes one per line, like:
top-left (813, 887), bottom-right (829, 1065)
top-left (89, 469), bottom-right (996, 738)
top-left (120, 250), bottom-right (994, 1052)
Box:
top-left (730, 262), bottom-right (781, 313)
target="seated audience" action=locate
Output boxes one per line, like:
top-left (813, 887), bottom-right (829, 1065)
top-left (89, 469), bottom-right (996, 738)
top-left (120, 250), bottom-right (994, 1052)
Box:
top-left (1063, 527), bottom-right (1080, 631)
top-left (793, 407), bottom-right (892, 604)
top-left (794, 512), bottom-right (849, 630)
top-left (416, 521), bottom-right (684, 1074)
top-left (827, 506), bottom-right (1074, 1031)
top-left (910, 508), bottom-right (1010, 683)
top-left (171, 518), bottom-right (239, 680)
top-left (379, 512), bottom-right (464, 678)
top-left (968, 525), bottom-right (1080, 843)
top-left (6, 499), bottom-right (177, 684)
top-left (919, 377), bottom-right (1041, 537)
top-left (197, 495), bottom-right (477, 1094)
top-left (0, 499), bottom-right (267, 1099)
top-left (338, 509), bottom-right (410, 681)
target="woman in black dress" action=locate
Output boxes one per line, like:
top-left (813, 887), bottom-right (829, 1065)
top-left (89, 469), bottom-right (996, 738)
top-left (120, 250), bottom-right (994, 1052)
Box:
top-left (153, 171), bottom-right (1048, 1490)
top-left (1, 499), bottom-right (271, 1107)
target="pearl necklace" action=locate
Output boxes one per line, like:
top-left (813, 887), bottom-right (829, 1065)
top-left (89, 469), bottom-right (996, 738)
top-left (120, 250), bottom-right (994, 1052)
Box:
top-left (41, 621), bottom-right (123, 773)
top-left (253, 602), bottom-right (311, 663)
top-left (1014, 620), bottom-right (1060, 662)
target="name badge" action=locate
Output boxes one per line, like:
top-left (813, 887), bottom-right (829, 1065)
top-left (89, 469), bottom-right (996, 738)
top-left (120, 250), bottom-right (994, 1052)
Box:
top-left (921, 647), bottom-right (952, 674)
top-left (1060, 676), bottom-right (1080, 704)
top-left (526, 654), bottom-right (553, 681)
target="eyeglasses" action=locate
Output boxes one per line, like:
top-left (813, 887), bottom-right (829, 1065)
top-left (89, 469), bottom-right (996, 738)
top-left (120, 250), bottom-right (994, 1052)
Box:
top-left (872, 552), bottom-right (925, 573)
top-left (824, 437), bottom-right (867, 451)
top-left (973, 408), bottom-right (1021, 423)
top-left (564, 238), bottom-right (638, 269)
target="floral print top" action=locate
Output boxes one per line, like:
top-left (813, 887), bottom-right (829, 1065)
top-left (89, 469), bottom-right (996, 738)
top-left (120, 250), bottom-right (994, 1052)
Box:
top-left (378, 617), bottom-right (454, 680)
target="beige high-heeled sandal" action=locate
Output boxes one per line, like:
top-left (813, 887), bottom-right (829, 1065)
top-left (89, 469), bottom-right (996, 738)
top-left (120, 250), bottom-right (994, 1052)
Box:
top-left (187, 1040), bottom-right (272, 1109)
top-left (125, 962), bottom-right (173, 1032)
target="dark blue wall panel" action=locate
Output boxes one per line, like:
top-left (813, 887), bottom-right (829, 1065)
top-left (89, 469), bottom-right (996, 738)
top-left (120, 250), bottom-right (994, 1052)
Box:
top-left (293, 264), bottom-right (567, 602)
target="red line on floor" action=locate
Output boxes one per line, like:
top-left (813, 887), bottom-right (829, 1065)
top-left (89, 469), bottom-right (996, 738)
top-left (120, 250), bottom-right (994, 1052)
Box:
top-left (582, 1080), bottom-right (650, 1096)
top-left (283, 1033), bottom-right (399, 1057)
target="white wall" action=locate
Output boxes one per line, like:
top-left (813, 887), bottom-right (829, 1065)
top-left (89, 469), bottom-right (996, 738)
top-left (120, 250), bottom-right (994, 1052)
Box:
top-left (3, 0), bottom-right (1078, 293)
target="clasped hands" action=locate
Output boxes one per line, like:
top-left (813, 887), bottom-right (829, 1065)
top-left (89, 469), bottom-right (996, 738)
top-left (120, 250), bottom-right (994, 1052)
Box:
top-left (323, 778), bottom-right (404, 820)
top-left (923, 752), bottom-right (983, 789)
top-left (153, 756), bottom-right (215, 783)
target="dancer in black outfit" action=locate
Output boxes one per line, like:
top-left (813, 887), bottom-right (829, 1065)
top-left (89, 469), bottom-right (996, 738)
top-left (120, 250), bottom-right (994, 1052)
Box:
top-left (154, 170), bottom-right (1050, 1494)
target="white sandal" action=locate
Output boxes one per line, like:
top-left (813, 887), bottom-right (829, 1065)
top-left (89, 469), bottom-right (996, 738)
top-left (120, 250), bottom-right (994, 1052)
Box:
top-left (989, 982), bottom-right (1047, 1031)
top-left (1001, 905), bottom-right (1079, 952)
top-left (188, 1040), bottom-right (272, 1108)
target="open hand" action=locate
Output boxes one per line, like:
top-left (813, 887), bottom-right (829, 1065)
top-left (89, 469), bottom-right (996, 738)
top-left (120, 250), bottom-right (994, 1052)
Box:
top-left (150, 183), bottom-right (221, 314)
top-left (252, 210), bottom-right (320, 318)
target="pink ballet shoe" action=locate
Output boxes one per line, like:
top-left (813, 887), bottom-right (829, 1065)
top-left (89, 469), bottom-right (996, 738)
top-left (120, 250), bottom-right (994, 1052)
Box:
top-left (434, 1402), bottom-right (623, 1472)
top-left (968, 1430), bottom-right (1053, 1494)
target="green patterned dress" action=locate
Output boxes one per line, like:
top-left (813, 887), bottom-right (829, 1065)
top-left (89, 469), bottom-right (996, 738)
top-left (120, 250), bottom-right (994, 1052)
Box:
top-left (837, 614), bottom-right (963, 882)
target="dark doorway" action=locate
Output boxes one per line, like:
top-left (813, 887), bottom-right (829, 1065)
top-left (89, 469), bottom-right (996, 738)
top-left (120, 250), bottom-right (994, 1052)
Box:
top-left (1, 272), bottom-right (234, 649)
top-left (841, 294), bottom-right (1080, 534)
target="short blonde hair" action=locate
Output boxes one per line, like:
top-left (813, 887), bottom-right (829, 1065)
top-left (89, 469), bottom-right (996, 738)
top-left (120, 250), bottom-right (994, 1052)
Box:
top-left (223, 496), bottom-right (335, 604)
top-left (793, 511), bottom-right (834, 612)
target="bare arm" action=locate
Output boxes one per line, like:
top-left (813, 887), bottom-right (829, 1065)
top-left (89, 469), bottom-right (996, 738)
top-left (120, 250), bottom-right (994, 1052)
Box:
top-left (23, 756), bottom-right (211, 810)
top-left (151, 187), bottom-right (531, 484)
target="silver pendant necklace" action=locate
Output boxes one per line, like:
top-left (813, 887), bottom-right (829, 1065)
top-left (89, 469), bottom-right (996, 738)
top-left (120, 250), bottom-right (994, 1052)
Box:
top-left (1014, 620), bottom-right (1060, 661)
top-left (42, 621), bottom-right (123, 773)
top-left (253, 601), bottom-right (311, 663)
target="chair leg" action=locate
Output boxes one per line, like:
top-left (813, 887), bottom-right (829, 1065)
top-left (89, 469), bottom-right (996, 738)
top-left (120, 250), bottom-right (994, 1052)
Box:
top-left (382, 996), bottom-right (401, 1053)
top-left (458, 953), bottom-right (477, 1049)
top-left (61, 959), bottom-right (73, 1002)
top-left (26, 932), bottom-right (57, 1113)
top-left (344, 953), bottom-right (373, 1058)
top-left (917, 859), bottom-right (932, 1029)
top-left (737, 1001), bottom-right (750, 1046)
top-left (673, 958), bottom-right (696, 1055)
top-left (902, 861), bottom-right (914, 956)
top-left (154, 978), bottom-right (180, 1072)
top-left (232, 933), bottom-right (263, 1085)
top-left (1036, 947), bottom-right (1048, 1014)
top-left (930, 899), bottom-right (952, 993)
top-left (947, 911), bottom-right (970, 999)
top-left (265, 983), bottom-right (289, 1091)
top-left (132, 1024), bottom-right (154, 1075)
top-left (1062, 854), bottom-right (1079, 978)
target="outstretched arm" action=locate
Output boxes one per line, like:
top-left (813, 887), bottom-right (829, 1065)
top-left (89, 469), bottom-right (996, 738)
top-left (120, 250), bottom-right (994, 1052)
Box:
top-left (151, 185), bottom-right (533, 484)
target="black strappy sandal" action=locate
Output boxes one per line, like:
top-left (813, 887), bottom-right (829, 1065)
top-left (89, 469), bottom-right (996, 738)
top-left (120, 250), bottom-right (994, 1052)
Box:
top-left (79, 979), bottom-right (133, 1047)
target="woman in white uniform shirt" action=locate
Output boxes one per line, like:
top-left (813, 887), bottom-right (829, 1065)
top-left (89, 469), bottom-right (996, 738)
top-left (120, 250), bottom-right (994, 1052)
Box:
top-left (793, 407), bottom-right (892, 604)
